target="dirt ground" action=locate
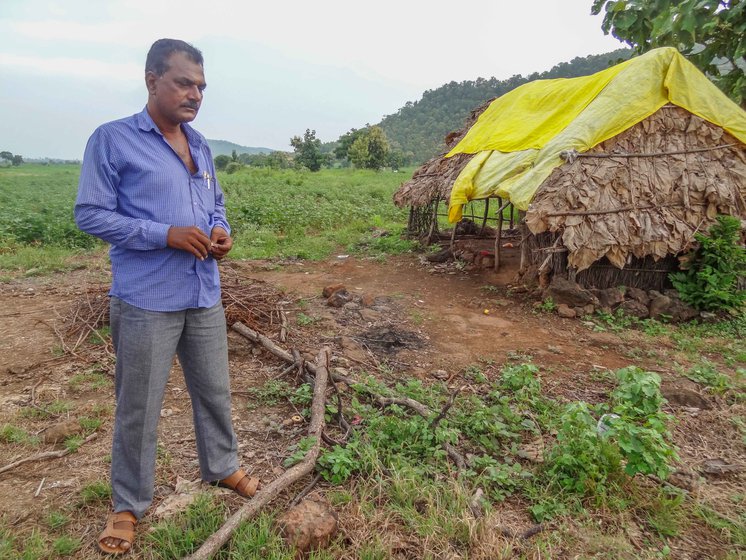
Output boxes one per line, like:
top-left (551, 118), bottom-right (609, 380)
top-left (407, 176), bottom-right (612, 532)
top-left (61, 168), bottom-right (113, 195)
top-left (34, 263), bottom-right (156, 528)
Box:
top-left (0, 251), bottom-right (743, 558)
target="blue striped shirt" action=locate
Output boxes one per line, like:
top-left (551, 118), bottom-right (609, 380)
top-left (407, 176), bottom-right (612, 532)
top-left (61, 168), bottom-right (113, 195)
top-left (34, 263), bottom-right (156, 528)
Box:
top-left (75, 107), bottom-right (230, 312)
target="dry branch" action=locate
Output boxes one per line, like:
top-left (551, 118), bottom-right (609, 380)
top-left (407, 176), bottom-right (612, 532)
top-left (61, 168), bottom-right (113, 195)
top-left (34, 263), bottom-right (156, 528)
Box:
top-left (185, 347), bottom-right (331, 560)
top-left (231, 321), bottom-right (467, 470)
top-left (0, 433), bottom-right (98, 476)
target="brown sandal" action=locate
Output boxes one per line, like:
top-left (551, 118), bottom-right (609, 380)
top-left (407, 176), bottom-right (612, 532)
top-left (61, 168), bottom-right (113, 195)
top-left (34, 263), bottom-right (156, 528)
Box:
top-left (215, 469), bottom-right (260, 498)
top-left (98, 511), bottom-right (136, 555)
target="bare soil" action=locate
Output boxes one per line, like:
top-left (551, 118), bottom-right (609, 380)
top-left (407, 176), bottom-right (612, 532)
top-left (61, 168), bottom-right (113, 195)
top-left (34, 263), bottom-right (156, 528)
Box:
top-left (0, 253), bottom-right (742, 559)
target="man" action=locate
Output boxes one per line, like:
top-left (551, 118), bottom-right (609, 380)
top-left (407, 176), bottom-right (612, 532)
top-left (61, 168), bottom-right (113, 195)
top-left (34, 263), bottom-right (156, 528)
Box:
top-left (75, 39), bottom-right (258, 555)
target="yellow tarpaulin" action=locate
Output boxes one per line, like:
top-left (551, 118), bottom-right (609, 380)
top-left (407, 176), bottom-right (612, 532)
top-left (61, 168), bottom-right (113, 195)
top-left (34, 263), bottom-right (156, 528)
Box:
top-left (447, 47), bottom-right (746, 222)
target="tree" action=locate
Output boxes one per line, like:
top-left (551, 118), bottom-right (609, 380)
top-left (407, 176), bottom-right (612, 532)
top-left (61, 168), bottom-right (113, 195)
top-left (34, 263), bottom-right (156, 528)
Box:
top-left (11, 154), bottom-right (23, 166)
top-left (0, 151), bottom-right (12, 162)
top-left (346, 126), bottom-right (390, 170)
top-left (231, 149), bottom-right (238, 162)
top-left (290, 129), bottom-right (326, 172)
top-left (214, 154), bottom-right (231, 171)
top-left (591, 0), bottom-right (745, 104)
top-left (334, 128), bottom-right (365, 160)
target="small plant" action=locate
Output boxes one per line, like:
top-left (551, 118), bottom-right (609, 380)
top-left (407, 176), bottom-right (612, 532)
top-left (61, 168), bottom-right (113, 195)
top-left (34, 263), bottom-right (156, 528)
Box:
top-left (51, 535), bottom-right (81, 556)
top-left (537, 297), bottom-right (557, 313)
top-left (46, 511), bottom-right (70, 530)
top-left (670, 215), bottom-right (746, 312)
top-left (682, 360), bottom-right (737, 395)
top-left (317, 440), bottom-right (362, 484)
top-left (79, 481), bottom-right (112, 505)
top-left (63, 435), bottom-right (85, 453)
top-left (0, 424), bottom-right (38, 446)
top-left (245, 379), bottom-right (293, 407)
top-left (296, 312), bottom-right (319, 326)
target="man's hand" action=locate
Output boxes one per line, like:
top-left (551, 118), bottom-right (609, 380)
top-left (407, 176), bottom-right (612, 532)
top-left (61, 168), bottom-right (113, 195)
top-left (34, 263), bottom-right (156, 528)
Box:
top-left (167, 226), bottom-right (212, 260)
top-left (210, 226), bottom-right (233, 260)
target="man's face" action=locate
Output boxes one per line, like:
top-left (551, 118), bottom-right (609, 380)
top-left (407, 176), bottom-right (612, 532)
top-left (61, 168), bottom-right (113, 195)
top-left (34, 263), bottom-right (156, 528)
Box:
top-left (146, 51), bottom-right (206, 125)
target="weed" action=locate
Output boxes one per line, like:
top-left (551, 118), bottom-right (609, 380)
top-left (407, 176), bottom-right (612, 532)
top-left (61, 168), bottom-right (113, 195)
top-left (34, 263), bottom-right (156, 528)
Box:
top-left (0, 424), bottom-right (39, 446)
top-left (536, 297), bottom-right (557, 313)
top-left (79, 417), bottom-right (102, 432)
top-left (645, 489), bottom-right (686, 538)
top-left (681, 360), bottom-right (737, 394)
top-left (144, 494), bottom-right (226, 558)
top-left (63, 435), bottom-right (85, 453)
top-left (228, 513), bottom-right (297, 559)
top-left (464, 364), bottom-right (488, 383)
top-left (46, 511), bottom-right (70, 530)
top-left (79, 481), bottom-right (112, 505)
top-left (51, 535), bottom-right (81, 556)
top-left (69, 369), bottom-right (112, 392)
top-left (296, 312), bottom-right (319, 326)
top-left (245, 379), bottom-right (293, 408)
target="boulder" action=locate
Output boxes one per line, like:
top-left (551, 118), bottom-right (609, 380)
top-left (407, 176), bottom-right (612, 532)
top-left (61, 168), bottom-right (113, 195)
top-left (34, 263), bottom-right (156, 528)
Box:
top-left (626, 287), bottom-right (650, 306)
top-left (275, 499), bottom-right (338, 555)
top-left (327, 289), bottom-right (352, 308)
top-left (666, 298), bottom-right (699, 323)
top-left (41, 419), bottom-right (82, 444)
top-left (618, 299), bottom-right (649, 319)
top-left (544, 276), bottom-right (599, 308)
top-left (593, 287), bottom-right (625, 309)
top-left (322, 284), bottom-right (346, 298)
top-left (556, 304), bottom-right (576, 318)
top-left (648, 295), bottom-right (672, 319)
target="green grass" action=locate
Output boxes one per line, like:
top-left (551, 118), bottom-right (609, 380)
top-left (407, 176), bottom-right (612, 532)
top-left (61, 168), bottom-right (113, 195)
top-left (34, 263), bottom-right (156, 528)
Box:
top-left (0, 164), bottom-right (417, 277)
top-left (79, 481), bottom-right (112, 505)
top-left (0, 424), bottom-right (39, 446)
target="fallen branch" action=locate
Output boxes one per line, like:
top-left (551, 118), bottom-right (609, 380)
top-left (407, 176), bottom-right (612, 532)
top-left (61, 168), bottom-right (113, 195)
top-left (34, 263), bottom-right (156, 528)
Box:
top-left (0, 433), bottom-right (98, 476)
top-left (232, 321), bottom-right (466, 469)
top-left (185, 347), bottom-right (331, 560)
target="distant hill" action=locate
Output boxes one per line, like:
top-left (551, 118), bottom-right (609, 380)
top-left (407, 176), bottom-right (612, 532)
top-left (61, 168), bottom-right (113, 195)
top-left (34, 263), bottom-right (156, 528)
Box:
top-left (207, 139), bottom-right (273, 157)
top-left (377, 48), bottom-right (632, 164)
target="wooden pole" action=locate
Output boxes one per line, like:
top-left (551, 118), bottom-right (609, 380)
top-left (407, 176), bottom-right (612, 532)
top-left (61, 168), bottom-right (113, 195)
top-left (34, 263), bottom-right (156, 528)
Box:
top-left (479, 198), bottom-right (490, 236)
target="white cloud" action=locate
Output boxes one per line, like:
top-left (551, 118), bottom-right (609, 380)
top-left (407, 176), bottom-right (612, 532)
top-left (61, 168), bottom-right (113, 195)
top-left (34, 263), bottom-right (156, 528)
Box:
top-left (0, 53), bottom-right (141, 80)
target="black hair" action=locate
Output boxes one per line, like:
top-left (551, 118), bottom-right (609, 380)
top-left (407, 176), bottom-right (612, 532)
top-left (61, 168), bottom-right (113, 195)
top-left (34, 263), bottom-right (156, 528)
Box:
top-left (145, 39), bottom-right (203, 76)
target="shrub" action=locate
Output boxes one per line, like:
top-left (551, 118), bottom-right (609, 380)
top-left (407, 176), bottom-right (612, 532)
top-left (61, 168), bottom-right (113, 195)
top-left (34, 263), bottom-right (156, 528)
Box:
top-left (670, 215), bottom-right (746, 312)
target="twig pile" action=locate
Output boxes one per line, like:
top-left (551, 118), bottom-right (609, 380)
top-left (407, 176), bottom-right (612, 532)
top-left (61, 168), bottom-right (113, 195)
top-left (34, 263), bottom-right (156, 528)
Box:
top-left (61, 269), bottom-right (288, 354)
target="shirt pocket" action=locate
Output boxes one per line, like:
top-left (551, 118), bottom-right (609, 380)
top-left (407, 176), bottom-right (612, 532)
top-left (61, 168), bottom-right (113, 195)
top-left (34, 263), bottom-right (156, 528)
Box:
top-left (192, 175), bottom-right (216, 215)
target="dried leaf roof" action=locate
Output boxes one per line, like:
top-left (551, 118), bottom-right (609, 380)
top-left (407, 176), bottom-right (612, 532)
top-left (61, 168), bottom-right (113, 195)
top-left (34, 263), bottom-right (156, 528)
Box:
top-left (525, 105), bottom-right (746, 272)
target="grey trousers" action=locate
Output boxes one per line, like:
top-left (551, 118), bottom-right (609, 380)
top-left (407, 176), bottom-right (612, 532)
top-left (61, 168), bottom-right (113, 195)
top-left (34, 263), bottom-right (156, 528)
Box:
top-left (109, 297), bottom-right (239, 519)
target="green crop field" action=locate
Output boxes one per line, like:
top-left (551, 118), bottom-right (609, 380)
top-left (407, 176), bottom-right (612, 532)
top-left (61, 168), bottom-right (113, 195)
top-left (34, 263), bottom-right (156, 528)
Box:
top-left (0, 164), bottom-right (417, 277)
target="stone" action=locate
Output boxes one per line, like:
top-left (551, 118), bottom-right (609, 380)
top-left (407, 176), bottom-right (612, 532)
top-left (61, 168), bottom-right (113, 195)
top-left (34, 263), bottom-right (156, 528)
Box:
top-left (480, 255), bottom-right (495, 269)
top-left (327, 289), bottom-right (352, 308)
top-left (275, 499), bottom-right (338, 554)
top-left (573, 307), bottom-right (586, 317)
top-left (360, 293), bottom-right (376, 307)
top-left (625, 287), bottom-right (650, 306)
top-left (648, 295), bottom-right (672, 319)
top-left (322, 284), bottom-right (346, 298)
top-left (666, 299), bottom-right (699, 323)
top-left (359, 308), bottom-right (381, 322)
top-left (41, 419), bottom-right (82, 444)
top-left (593, 287), bottom-right (626, 309)
top-left (556, 304), bottom-right (576, 318)
top-left (340, 336), bottom-right (367, 362)
top-left (661, 386), bottom-right (711, 409)
top-left (587, 332), bottom-right (623, 348)
top-left (431, 369), bottom-right (449, 380)
top-left (544, 276), bottom-right (599, 308)
top-left (618, 299), bottom-right (649, 319)
top-left (583, 304), bottom-right (596, 316)
top-left (342, 301), bottom-right (360, 311)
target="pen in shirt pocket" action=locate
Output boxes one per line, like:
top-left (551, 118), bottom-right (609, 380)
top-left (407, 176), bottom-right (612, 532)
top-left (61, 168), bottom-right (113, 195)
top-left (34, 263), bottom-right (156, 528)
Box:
top-left (202, 171), bottom-right (212, 190)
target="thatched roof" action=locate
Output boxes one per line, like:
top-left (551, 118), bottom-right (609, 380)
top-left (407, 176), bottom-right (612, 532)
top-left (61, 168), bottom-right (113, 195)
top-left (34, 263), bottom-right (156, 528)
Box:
top-left (393, 100), bottom-right (491, 208)
top-left (525, 105), bottom-right (746, 272)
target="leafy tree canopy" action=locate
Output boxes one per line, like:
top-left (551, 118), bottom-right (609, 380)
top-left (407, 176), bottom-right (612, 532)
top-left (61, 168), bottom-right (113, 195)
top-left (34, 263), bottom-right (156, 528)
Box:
top-left (591, 0), bottom-right (745, 104)
top-left (290, 129), bottom-right (328, 172)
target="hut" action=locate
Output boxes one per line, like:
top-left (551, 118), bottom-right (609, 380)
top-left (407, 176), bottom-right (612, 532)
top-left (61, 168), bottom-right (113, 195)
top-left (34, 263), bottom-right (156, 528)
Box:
top-left (394, 48), bottom-right (746, 290)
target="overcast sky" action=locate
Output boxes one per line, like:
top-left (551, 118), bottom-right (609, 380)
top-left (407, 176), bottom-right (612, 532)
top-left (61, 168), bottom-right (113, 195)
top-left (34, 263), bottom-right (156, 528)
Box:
top-left (0, 0), bottom-right (624, 159)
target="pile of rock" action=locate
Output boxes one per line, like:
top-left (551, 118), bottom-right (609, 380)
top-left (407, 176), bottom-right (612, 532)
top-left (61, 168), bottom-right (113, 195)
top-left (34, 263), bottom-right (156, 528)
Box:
top-left (542, 276), bottom-right (699, 322)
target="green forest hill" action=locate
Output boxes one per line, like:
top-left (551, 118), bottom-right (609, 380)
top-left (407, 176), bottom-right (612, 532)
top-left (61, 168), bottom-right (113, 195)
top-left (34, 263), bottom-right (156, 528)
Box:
top-left (375, 48), bottom-right (631, 163)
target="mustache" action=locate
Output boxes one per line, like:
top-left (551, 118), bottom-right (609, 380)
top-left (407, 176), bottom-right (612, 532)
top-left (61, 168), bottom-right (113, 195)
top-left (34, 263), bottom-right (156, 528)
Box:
top-left (182, 101), bottom-right (200, 110)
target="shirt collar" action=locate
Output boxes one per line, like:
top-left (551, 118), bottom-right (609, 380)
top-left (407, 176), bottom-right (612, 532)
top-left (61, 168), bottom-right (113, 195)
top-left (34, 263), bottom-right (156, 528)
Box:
top-left (136, 106), bottom-right (204, 150)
